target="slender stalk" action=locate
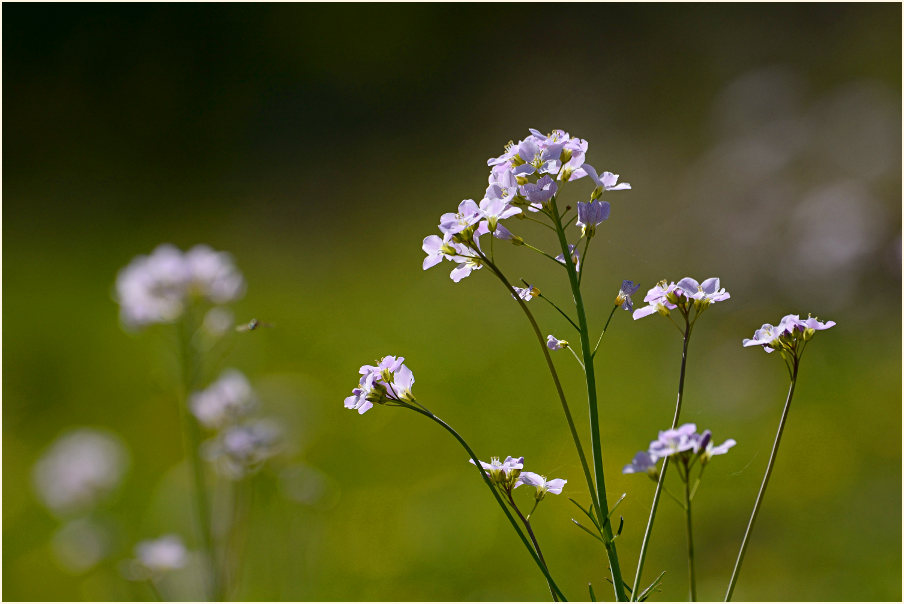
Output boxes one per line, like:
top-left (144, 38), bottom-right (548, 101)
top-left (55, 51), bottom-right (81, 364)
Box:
top-left (592, 305), bottom-right (619, 358)
top-left (508, 493), bottom-right (558, 601)
top-left (724, 361), bottom-right (799, 601)
top-left (535, 291), bottom-right (580, 332)
top-left (548, 199), bottom-right (627, 602)
top-left (404, 404), bottom-right (568, 601)
top-left (177, 313), bottom-right (220, 600)
top-left (477, 252), bottom-right (601, 520)
top-left (577, 236), bottom-right (591, 286)
top-left (631, 319), bottom-right (692, 600)
top-left (684, 477), bottom-right (697, 601)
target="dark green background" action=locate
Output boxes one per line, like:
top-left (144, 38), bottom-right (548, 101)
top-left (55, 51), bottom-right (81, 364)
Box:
top-left (4, 4), bottom-right (901, 601)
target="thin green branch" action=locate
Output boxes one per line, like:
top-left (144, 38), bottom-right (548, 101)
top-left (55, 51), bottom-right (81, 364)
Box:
top-left (724, 362), bottom-right (800, 601)
top-left (402, 404), bottom-right (567, 601)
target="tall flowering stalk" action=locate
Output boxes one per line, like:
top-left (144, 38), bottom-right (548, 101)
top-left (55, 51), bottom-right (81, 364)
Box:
top-left (116, 244), bottom-right (246, 601)
top-left (628, 278), bottom-right (729, 600)
top-left (724, 314), bottom-right (835, 600)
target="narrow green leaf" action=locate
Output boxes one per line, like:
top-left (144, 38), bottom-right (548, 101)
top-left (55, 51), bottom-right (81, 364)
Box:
top-left (571, 518), bottom-right (606, 544)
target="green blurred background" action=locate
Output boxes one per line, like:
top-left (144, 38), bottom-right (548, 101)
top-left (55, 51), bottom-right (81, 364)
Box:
top-left (3, 3), bottom-right (901, 601)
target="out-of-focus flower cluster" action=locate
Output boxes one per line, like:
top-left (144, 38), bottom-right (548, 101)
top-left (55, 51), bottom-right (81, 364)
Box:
top-left (127, 534), bottom-right (190, 580)
top-left (632, 277), bottom-right (730, 320)
top-left (192, 369), bottom-right (281, 480)
top-left (623, 423), bottom-right (735, 480)
top-left (743, 313), bottom-right (835, 354)
top-left (470, 455), bottom-right (566, 501)
top-left (344, 355), bottom-right (416, 414)
top-left (115, 244), bottom-right (244, 328)
top-left (422, 129), bottom-right (630, 282)
top-left (32, 428), bottom-right (130, 517)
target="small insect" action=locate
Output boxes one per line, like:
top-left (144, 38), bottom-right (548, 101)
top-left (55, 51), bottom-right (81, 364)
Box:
top-left (235, 318), bottom-right (274, 332)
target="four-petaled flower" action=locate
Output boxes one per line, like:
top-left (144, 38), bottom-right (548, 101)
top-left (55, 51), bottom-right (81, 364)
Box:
top-left (555, 244), bottom-right (581, 272)
top-left (513, 285), bottom-right (540, 301)
top-left (676, 277), bottom-right (730, 306)
top-left (622, 451), bottom-right (658, 476)
top-left (576, 200), bottom-right (611, 238)
top-left (344, 356), bottom-right (416, 414)
top-left (547, 335), bottom-right (568, 350)
top-left (743, 313), bottom-right (835, 354)
top-left (615, 280), bottom-right (641, 312)
top-left (470, 455), bottom-right (524, 489)
top-left (515, 471), bottom-right (567, 500)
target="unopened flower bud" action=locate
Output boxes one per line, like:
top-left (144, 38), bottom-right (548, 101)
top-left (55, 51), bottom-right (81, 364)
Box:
top-left (511, 236), bottom-right (525, 246)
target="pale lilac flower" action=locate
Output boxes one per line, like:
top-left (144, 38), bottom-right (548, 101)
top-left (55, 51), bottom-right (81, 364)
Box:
top-left (649, 423), bottom-right (698, 459)
top-left (422, 234), bottom-right (457, 270)
top-left (623, 451), bottom-right (658, 476)
top-left (203, 419), bottom-right (282, 479)
top-left (520, 174), bottom-right (558, 210)
top-left (691, 429), bottom-right (736, 464)
top-left (134, 535), bottom-right (188, 575)
top-left (576, 200), bottom-right (611, 237)
top-left (744, 313), bottom-right (835, 352)
top-left (190, 369), bottom-right (256, 430)
top-left (32, 429), bottom-right (129, 517)
top-left (515, 471), bottom-right (567, 500)
top-left (584, 164), bottom-right (632, 197)
top-left (547, 335), bottom-right (568, 350)
top-left (439, 199), bottom-right (482, 235)
top-left (555, 244), bottom-right (581, 272)
top-left (615, 280), bottom-right (641, 312)
top-left (345, 355), bottom-right (416, 413)
top-left (512, 284), bottom-right (539, 301)
top-left (742, 322), bottom-right (783, 352)
top-left (485, 168), bottom-right (519, 205)
top-left (479, 196), bottom-right (521, 229)
top-left (676, 277), bottom-right (730, 305)
top-left (470, 455), bottom-right (524, 488)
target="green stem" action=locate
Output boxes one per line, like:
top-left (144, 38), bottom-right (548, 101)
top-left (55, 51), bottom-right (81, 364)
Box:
top-left (592, 305), bottom-right (619, 358)
top-left (631, 318), bottom-right (692, 600)
top-left (578, 236), bottom-right (591, 287)
top-left (477, 252), bottom-right (601, 522)
top-left (177, 314), bottom-right (221, 600)
top-left (523, 241), bottom-right (568, 267)
top-left (404, 404), bottom-right (567, 602)
top-left (724, 361), bottom-right (799, 601)
top-left (508, 492), bottom-right (558, 601)
top-left (549, 198), bottom-right (627, 602)
top-left (535, 291), bottom-right (580, 332)
top-left (685, 477), bottom-right (697, 601)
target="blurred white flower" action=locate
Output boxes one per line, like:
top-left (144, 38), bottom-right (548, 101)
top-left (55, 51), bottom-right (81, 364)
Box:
top-left (134, 534), bottom-right (188, 575)
top-left (115, 244), bottom-right (245, 328)
top-left (190, 369), bottom-right (256, 430)
top-left (203, 419), bottom-right (282, 479)
top-left (32, 428), bottom-right (129, 517)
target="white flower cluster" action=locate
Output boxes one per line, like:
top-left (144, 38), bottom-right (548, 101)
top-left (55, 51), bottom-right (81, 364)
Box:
top-left (115, 244), bottom-right (245, 328)
top-left (32, 428), bottom-right (129, 517)
top-left (191, 369), bottom-right (281, 479)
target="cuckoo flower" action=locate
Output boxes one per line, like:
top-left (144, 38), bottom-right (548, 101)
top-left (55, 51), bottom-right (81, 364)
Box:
top-left (584, 164), bottom-right (632, 199)
top-left (344, 355), bottom-right (417, 413)
top-left (676, 277), bottom-right (731, 306)
top-left (615, 280), bottom-right (641, 312)
top-left (547, 335), bottom-right (568, 350)
top-left (439, 199), bottom-right (482, 236)
top-left (623, 451), bottom-right (658, 477)
top-left (513, 285), bottom-right (539, 301)
top-left (555, 244), bottom-right (581, 272)
top-left (516, 471), bottom-right (567, 500)
top-left (576, 200), bottom-right (611, 237)
top-left (649, 423), bottom-right (699, 459)
top-left (470, 455), bottom-right (524, 490)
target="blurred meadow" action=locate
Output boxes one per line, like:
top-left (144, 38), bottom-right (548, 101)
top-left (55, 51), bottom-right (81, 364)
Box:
top-left (3, 4), bottom-right (901, 601)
